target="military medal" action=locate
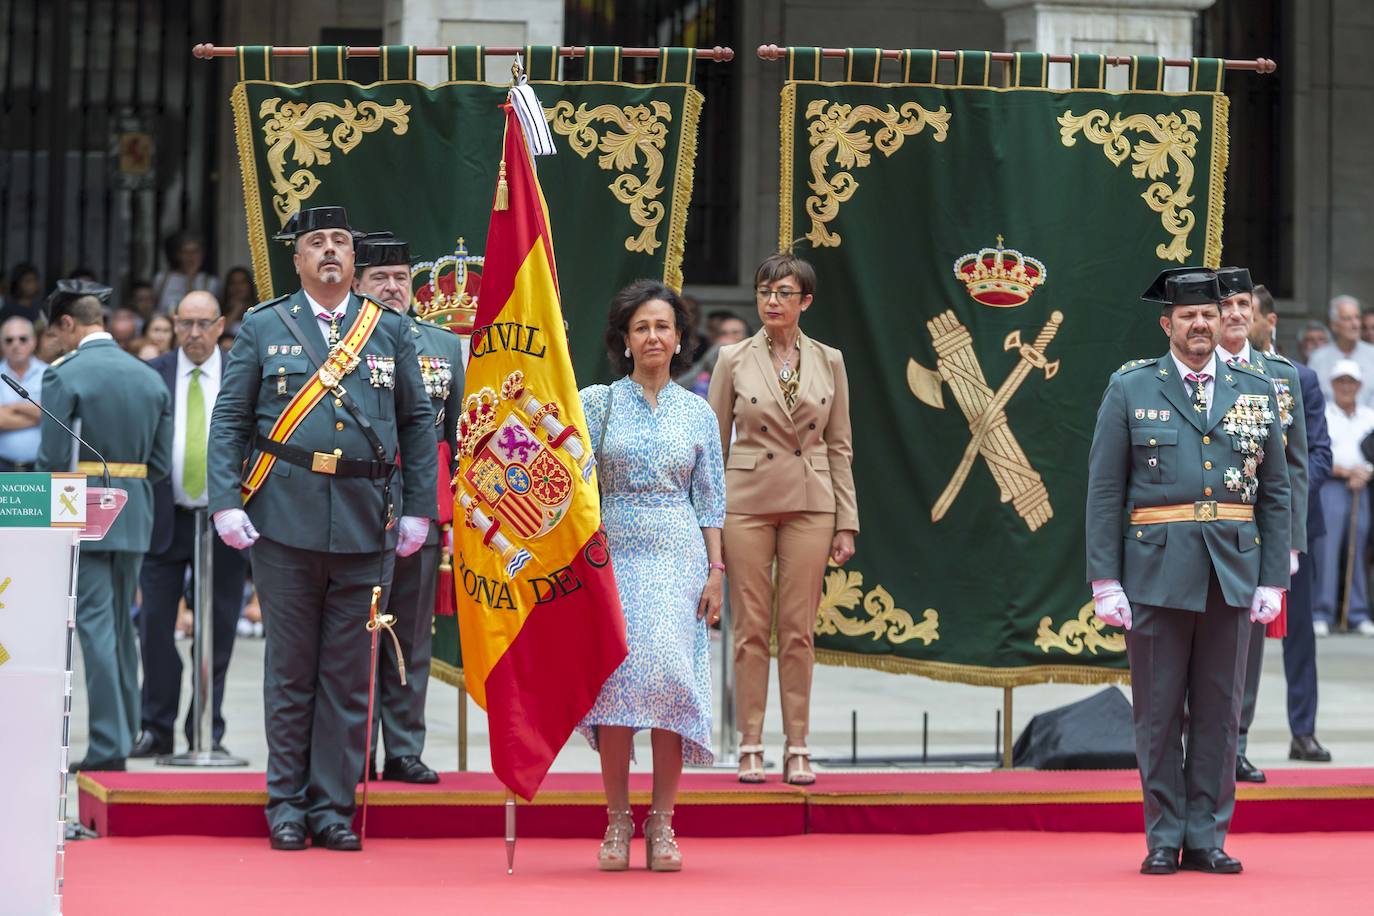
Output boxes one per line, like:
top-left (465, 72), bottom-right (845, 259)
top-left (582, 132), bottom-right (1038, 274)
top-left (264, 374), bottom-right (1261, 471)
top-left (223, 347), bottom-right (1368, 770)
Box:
top-left (1147, 409), bottom-right (1157, 420)
top-left (268, 345), bottom-right (278, 356)
top-left (1135, 409), bottom-right (1145, 420)
top-left (1160, 410), bottom-right (1170, 421)
top-left (291, 345), bottom-right (302, 357)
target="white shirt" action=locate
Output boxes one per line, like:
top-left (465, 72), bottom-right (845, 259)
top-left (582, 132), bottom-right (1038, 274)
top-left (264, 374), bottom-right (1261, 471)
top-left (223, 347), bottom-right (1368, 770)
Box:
top-left (1216, 340), bottom-right (1252, 367)
top-left (1308, 339), bottom-right (1374, 407)
top-left (304, 289), bottom-right (352, 332)
top-left (1170, 351), bottom-right (1216, 417)
top-left (1326, 401), bottom-right (1374, 471)
top-left (79, 331), bottom-right (114, 347)
top-left (172, 347), bottom-right (222, 508)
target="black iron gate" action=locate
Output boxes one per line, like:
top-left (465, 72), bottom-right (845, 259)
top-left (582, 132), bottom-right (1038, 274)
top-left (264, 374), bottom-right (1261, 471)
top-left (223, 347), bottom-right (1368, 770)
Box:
top-left (0, 0), bottom-right (221, 305)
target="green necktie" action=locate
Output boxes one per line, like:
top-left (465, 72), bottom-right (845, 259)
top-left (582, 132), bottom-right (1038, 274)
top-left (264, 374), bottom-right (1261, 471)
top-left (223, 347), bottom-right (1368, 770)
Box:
top-left (184, 367), bottom-right (207, 499)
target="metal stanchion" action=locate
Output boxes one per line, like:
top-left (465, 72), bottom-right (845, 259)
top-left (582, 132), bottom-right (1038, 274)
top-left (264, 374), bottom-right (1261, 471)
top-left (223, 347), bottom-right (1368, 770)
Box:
top-left (458, 675), bottom-right (469, 772)
top-left (1001, 687), bottom-right (1014, 769)
top-left (714, 587), bottom-right (738, 767)
top-left (162, 510), bottom-right (247, 767)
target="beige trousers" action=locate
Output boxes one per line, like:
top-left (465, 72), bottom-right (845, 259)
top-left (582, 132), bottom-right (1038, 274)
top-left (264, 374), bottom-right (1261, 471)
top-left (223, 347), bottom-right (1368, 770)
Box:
top-left (723, 510), bottom-right (835, 740)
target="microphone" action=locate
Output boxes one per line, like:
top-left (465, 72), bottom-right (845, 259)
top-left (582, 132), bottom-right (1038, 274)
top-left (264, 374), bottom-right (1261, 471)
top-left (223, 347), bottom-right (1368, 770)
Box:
top-left (2, 372), bottom-right (112, 492)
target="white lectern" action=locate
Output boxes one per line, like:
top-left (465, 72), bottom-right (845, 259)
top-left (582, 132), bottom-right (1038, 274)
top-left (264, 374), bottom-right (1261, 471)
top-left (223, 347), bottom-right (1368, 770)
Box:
top-left (0, 473), bottom-right (125, 916)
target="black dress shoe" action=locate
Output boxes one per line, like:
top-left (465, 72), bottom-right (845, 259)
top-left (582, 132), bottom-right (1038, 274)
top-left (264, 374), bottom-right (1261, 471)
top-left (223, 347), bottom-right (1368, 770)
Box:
top-left (1290, 735), bottom-right (1333, 762)
top-left (130, 730), bottom-right (173, 759)
top-left (383, 755), bottom-right (439, 784)
top-left (1181, 847), bottom-right (1242, 874)
top-left (71, 756), bottom-right (126, 773)
top-left (313, 824), bottom-right (362, 851)
top-left (1235, 755), bottom-right (1267, 783)
top-left (1140, 847), bottom-right (1180, 875)
top-left (270, 822), bottom-right (307, 851)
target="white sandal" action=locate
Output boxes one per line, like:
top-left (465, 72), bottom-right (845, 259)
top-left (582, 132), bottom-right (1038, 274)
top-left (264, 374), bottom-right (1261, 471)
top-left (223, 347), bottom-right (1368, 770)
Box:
top-left (783, 744), bottom-right (816, 785)
top-left (737, 743), bottom-right (765, 783)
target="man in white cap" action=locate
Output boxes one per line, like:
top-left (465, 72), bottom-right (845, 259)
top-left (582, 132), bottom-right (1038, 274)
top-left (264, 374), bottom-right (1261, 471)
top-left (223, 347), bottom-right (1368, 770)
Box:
top-left (1311, 358), bottom-right (1374, 636)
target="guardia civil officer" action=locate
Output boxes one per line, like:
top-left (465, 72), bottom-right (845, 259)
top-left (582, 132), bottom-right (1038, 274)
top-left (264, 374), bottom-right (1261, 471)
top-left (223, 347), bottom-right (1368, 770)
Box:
top-left (353, 232), bottom-right (462, 784)
top-left (1213, 266), bottom-right (1309, 785)
top-left (35, 279), bottom-right (173, 771)
top-left (1086, 268), bottom-right (1291, 875)
top-left (207, 207), bottom-right (438, 851)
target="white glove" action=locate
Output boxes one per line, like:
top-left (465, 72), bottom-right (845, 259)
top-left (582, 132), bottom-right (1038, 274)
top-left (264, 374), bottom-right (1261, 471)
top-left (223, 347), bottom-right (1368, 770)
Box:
top-left (1091, 578), bottom-right (1132, 631)
top-left (1250, 585), bottom-right (1284, 624)
top-left (213, 508), bottom-right (260, 550)
top-left (396, 516), bottom-right (430, 557)
top-left (1290, 550), bottom-right (1300, 576)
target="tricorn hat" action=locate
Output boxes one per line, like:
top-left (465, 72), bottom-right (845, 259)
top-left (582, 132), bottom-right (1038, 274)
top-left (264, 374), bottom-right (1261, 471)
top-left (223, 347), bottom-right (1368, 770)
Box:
top-left (1141, 267), bottom-right (1221, 307)
top-left (273, 206), bottom-right (366, 244)
top-left (355, 231), bottom-right (412, 268)
top-left (1215, 266), bottom-right (1254, 298)
top-left (42, 278), bottom-right (113, 325)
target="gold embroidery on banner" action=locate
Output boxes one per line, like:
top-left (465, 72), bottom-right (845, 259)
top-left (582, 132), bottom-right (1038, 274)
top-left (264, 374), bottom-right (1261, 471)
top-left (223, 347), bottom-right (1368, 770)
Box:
top-left (815, 567), bottom-right (939, 645)
top-left (258, 98), bottom-right (411, 225)
top-left (1035, 602), bottom-right (1127, 656)
top-left (546, 101), bottom-right (672, 255)
top-left (1057, 108), bottom-right (1201, 263)
top-left (802, 99), bottom-right (950, 248)
top-left (0, 576), bottom-right (10, 667)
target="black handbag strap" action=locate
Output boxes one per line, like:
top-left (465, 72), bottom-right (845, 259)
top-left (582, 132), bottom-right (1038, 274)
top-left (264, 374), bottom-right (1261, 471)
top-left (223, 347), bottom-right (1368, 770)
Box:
top-left (274, 299), bottom-right (390, 464)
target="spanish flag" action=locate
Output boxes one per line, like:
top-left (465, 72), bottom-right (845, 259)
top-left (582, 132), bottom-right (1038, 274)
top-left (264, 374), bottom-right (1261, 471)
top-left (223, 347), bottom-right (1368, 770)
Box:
top-left (454, 100), bottom-right (627, 800)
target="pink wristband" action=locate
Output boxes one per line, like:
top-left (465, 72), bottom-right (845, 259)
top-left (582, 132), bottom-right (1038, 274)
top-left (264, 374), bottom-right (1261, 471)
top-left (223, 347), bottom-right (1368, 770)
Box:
top-left (709, 562), bottom-right (726, 573)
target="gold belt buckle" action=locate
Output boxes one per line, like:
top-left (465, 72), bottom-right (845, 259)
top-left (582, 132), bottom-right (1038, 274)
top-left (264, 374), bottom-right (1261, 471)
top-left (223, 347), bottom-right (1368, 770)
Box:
top-left (1194, 500), bottom-right (1218, 522)
top-left (311, 451), bottom-right (339, 475)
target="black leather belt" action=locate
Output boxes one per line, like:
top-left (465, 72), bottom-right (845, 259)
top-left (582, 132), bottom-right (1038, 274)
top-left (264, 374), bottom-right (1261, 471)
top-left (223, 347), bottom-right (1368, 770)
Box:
top-left (254, 434), bottom-right (391, 479)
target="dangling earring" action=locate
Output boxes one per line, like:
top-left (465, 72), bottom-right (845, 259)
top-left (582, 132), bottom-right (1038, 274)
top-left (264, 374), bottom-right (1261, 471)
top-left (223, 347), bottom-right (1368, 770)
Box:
top-left (624, 347), bottom-right (631, 358)
top-left (674, 344), bottom-right (681, 354)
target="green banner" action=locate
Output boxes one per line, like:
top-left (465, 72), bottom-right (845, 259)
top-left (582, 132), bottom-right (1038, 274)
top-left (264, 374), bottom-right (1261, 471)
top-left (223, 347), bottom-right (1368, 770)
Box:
top-left (231, 61), bottom-right (705, 687)
top-left (780, 73), bottom-right (1229, 685)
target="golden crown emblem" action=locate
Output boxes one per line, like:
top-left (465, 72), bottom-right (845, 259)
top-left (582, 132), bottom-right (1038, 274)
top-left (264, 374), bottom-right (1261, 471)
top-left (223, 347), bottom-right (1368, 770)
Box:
top-left (952, 235), bottom-right (1047, 308)
top-left (457, 386), bottom-right (500, 459)
top-left (412, 237), bottom-right (484, 333)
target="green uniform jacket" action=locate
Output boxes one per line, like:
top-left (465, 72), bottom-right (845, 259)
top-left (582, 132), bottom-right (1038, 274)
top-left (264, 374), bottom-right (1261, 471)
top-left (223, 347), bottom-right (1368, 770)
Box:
top-left (408, 316), bottom-right (463, 482)
top-left (207, 290), bottom-right (437, 553)
top-left (1085, 353), bottom-right (1291, 612)
top-left (1234, 350), bottom-right (1309, 553)
top-left (36, 337), bottom-right (173, 552)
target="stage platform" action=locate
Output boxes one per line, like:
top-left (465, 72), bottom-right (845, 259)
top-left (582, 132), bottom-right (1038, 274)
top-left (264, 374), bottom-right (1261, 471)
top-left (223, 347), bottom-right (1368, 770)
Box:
top-left (77, 768), bottom-right (1374, 838)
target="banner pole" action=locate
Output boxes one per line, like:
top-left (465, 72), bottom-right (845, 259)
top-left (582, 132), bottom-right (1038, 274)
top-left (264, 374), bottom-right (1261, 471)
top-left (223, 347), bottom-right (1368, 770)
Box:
top-left (753, 44), bottom-right (1276, 73)
top-left (458, 676), bottom-right (468, 772)
top-left (505, 789), bottom-right (517, 874)
top-left (716, 587), bottom-right (738, 767)
top-left (1001, 687), bottom-right (1014, 769)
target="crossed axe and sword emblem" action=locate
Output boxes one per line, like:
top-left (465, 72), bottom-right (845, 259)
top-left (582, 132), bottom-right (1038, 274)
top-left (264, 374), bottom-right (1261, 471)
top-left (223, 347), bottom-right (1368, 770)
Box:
top-left (907, 309), bottom-right (1063, 531)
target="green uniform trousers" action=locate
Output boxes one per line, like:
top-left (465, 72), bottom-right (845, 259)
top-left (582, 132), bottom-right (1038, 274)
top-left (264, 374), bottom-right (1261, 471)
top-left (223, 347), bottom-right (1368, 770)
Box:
top-left (1127, 571), bottom-right (1252, 851)
top-left (371, 535), bottom-right (439, 760)
top-left (76, 550), bottom-right (143, 763)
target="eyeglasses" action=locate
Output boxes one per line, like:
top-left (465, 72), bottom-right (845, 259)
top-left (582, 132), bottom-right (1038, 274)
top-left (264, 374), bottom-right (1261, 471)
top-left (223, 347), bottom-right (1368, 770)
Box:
top-left (3, 336), bottom-right (31, 344)
top-left (173, 318), bottom-right (218, 333)
top-left (756, 288), bottom-right (802, 303)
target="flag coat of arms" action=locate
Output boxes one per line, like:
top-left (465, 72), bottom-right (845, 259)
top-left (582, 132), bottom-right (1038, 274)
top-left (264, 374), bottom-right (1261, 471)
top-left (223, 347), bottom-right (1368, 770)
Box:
top-left (455, 101), bottom-right (628, 800)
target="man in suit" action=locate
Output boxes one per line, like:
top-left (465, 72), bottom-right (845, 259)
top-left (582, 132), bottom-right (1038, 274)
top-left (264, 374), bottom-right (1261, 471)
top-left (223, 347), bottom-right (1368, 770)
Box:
top-left (36, 279), bottom-right (174, 771)
top-left (353, 232), bottom-right (462, 784)
top-left (132, 291), bottom-right (249, 758)
top-left (1211, 267), bottom-right (1310, 784)
top-left (1247, 283), bottom-right (1334, 763)
top-left (207, 206), bottom-right (437, 852)
top-left (1086, 267), bottom-right (1290, 875)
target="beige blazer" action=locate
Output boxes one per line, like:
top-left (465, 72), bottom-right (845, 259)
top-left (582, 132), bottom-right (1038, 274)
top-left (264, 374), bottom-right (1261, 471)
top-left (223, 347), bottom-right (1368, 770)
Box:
top-left (707, 328), bottom-right (859, 532)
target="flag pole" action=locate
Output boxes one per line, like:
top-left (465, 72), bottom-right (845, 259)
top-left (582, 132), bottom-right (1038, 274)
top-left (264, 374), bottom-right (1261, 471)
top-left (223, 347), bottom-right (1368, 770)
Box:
top-left (505, 788), bottom-right (517, 873)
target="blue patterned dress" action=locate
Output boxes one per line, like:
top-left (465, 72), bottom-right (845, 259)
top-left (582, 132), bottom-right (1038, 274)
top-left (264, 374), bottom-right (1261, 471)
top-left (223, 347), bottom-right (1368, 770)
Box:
top-left (576, 377), bottom-right (726, 765)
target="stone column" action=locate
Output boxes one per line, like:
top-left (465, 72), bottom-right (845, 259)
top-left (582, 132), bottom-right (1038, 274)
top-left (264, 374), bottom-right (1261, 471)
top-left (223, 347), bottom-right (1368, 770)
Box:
top-left (984, 0), bottom-right (1216, 90)
top-left (383, 0), bottom-right (565, 85)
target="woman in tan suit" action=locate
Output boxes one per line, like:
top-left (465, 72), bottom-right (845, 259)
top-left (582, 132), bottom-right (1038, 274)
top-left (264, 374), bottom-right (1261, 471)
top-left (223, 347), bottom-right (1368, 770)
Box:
top-left (707, 252), bottom-right (858, 785)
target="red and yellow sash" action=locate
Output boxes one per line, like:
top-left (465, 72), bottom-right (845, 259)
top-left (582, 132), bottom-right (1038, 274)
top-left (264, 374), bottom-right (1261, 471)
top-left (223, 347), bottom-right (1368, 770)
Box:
top-left (240, 298), bottom-right (385, 502)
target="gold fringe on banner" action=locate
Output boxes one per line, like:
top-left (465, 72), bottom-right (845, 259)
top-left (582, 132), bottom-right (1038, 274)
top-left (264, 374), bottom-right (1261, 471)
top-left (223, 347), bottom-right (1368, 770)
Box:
top-left (663, 87), bottom-right (704, 291)
top-left (814, 647), bottom-right (1130, 688)
top-left (1203, 92), bottom-right (1230, 268)
top-left (429, 657), bottom-right (465, 688)
top-left (230, 83), bottom-right (276, 299)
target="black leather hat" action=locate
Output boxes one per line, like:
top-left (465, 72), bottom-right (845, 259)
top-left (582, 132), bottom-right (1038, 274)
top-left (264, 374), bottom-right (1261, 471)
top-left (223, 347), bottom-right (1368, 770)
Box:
top-left (42, 278), bottom-right (113, 324)
top-left (1215, 266), bottom-right (1254, 298)
top-left (1141, 267), bottom-right (1221, 307)
top-left (273, 206), bottom-right (365, 243)
top-left (355, 231), bottom-right (411, 268)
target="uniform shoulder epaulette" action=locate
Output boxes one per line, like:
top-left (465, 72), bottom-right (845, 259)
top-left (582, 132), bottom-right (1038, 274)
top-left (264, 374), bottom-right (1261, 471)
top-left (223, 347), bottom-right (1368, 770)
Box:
top-left (242, 293), bottom-right (290, 318)
top-left (1231, 361), bottom-right (1271, 382)
top-left (1265, 350), bottom-right (1294, 367)
top-left (1116, 357), bottom-right (1158, 375)
top-left (48, 349), bottom-right (79, 370)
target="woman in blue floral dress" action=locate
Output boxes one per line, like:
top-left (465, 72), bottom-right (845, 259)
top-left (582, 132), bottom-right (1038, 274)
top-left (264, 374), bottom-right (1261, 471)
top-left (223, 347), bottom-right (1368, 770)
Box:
top-left (578, 280), bottom-right (725, 873)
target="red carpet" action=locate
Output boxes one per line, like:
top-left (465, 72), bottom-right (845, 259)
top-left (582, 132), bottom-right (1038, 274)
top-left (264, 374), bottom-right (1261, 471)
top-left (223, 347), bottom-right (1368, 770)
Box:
top-left (62, 832), bottom-right (1374, 915)
top-left (77, 768), bottom-right (1374, 837)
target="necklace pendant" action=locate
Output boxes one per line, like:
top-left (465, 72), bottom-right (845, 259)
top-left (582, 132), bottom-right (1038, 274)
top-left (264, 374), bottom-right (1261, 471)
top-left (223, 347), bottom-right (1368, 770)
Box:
top-left (779, 366), bottom-right (792, 382)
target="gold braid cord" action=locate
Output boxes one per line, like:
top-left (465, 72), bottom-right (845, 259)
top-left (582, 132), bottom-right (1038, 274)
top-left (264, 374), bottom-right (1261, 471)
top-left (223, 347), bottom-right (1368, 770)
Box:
top-left (1035, 602), bottom-right (1127, 656)
top-left (803, 99), bottom-right (950, 248)
top-left (546, 101), bottom-right (671, 255)
top-left (258, 98), bottom-right (411, 225)
top-left (1058, 108), bottom-right (1201, 263)
top-left (815, 567), bottom-right (939, 646)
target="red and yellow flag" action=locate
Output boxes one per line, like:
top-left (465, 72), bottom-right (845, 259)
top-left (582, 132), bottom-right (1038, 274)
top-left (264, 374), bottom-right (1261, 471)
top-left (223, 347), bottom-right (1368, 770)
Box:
top-left (454, 104), bottom-right (627, 800)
